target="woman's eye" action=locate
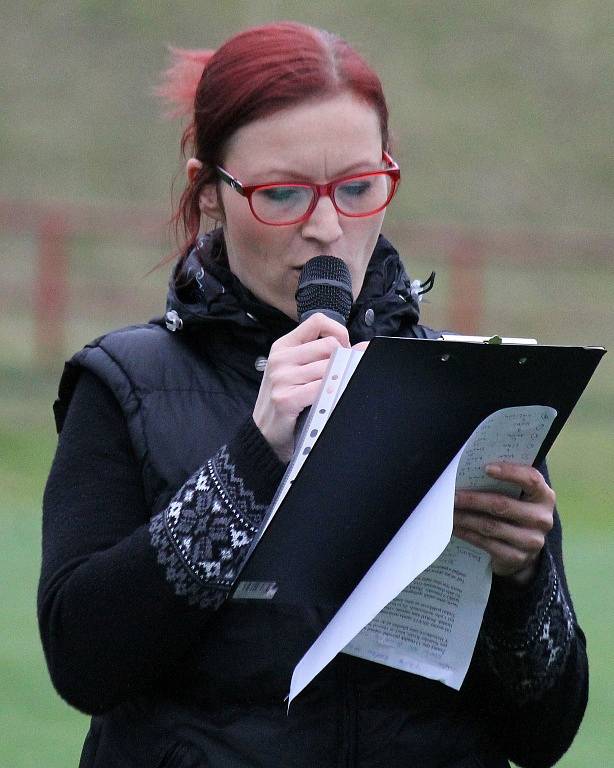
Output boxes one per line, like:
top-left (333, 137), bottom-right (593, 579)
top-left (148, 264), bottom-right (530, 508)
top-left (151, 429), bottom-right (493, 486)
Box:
top-left (338, 180), bottom-right (371, 197)
top-left (261, 186), bottom-right (303, 203)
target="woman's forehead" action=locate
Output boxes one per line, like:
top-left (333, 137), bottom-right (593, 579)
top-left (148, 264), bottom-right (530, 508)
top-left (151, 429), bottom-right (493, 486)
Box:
top-left (222, 94), bottom-right (383, 180)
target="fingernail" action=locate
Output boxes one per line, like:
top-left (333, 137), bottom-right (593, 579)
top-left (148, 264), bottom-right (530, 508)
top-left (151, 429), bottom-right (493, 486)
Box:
top-left (485, 463), bottom-right (501, 476)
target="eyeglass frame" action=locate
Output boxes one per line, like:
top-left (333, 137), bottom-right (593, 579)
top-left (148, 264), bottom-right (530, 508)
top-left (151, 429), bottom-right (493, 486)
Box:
top-left (215, 151), bottom-right (401, 226)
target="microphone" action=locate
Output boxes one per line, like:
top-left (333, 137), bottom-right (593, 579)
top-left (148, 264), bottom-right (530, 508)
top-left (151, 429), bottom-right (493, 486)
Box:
top-left (296, 255), bottom-right (353, 326)
top-left (292, 256), bottom-right (353, 447)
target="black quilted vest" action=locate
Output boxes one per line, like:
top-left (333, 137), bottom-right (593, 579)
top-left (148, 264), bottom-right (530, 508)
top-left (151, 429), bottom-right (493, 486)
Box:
top-left (54, 235), bottom-right (508, 768)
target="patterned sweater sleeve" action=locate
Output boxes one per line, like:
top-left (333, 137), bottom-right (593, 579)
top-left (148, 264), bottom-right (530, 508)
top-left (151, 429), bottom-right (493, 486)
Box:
top-left (39, 371), bottom-right (285, 714)
top-left (470, 494), bottom-right (588, 767)
top-left (149, 418), bottom-right (285, 609)
top-left (479, 543), bottom-right (576, 702)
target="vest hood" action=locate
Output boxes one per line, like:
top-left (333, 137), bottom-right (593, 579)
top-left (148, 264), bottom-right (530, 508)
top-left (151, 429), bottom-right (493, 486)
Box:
top-left (162, 229), bottom-right (430, 344)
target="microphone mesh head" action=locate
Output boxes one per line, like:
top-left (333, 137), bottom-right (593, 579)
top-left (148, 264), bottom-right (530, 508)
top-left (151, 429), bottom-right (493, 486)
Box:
top-left (296, 256), bottom-right (353, 324)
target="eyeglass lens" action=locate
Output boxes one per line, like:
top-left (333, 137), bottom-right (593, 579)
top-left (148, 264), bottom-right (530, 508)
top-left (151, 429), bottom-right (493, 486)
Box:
top-left (250, 172), bottom-right (393, 224)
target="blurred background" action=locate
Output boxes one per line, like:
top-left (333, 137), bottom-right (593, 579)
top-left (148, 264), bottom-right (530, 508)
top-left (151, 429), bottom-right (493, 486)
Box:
top-left (1, 2), bottom-right (612, 766)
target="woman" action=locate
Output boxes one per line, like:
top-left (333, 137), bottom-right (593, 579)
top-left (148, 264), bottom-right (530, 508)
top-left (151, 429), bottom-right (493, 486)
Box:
top-left (39, 22), bottom-right (587, 768)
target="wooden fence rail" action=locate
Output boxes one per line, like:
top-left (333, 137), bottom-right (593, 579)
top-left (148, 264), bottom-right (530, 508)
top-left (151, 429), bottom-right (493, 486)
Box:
top-left (1, 197), bottom-right (612, 366)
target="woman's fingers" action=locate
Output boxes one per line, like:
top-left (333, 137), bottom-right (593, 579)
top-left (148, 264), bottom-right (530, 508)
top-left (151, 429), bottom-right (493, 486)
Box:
top-left (454, 489), bottom-right (554, 533)
top-left (268, 334), bottom-right (346, 368)
top-left (453, 507), bottom-right (548, 554)
top-left (267, 358), bottom-right (333, 389)
top-left (451, 525), bottom-right (537, 577)
top-left (253, 313), bottom-right (350, 461)
top-left (273, 312), bottom-right (350, 351)
top-left (485, 461), bottom-right (556, 505)
top-left (453, 462), bottom-right (555, 584)
top-left (268, 379), bottom-right (328, 417)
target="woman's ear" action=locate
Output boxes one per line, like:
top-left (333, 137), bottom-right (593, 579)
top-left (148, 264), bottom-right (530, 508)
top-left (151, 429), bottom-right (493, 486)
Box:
top-left (186, 157), bottom-right (224, 221)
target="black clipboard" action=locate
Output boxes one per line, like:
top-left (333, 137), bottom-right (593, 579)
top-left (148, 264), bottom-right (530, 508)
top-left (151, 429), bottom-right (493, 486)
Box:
top-left (234, 337), bottom-right (605, 606)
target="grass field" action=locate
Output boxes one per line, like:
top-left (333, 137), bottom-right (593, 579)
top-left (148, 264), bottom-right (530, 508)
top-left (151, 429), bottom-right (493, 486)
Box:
top-left (1, 208), bottom-right (612, 768)
top-left (1, 364), bottom-right (612, 767)
top-left (2, 1), bottom-right (612, 765)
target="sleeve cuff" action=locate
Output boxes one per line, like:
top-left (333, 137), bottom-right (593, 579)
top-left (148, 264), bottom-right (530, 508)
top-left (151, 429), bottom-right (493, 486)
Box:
top-left (483, 547), bottom-right (553, 639)
top-left (149, 421), bottom-right (286, 610)
top-left (226, 416), bottom-right (287, 506)
top-left (478, 545), bottom-right (576, 702)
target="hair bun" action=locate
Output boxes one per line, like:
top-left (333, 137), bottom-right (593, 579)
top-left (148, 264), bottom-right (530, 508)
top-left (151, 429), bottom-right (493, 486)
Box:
top-left (155, 46), bottom-right (215, 118)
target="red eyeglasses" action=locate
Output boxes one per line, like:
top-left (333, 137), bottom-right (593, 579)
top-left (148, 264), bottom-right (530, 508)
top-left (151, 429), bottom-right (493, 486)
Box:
top-left (216, 152), bottom-right (401, 226)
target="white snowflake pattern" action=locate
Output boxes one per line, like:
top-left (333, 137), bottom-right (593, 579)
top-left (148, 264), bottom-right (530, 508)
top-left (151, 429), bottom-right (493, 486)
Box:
top-left (199, 560), bottom-right (221, 578)
top-left (167, 501), bottom-right (182, 523)
top-left (196, 472), bottom-right (209, 491)
top-left (230, 526), bottom-right (250, 548)
top-left (153, 445), bottom-right (270, 599)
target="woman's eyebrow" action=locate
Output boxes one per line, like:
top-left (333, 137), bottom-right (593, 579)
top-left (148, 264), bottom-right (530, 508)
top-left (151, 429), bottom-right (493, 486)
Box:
top-left (250, 160), bottom-right (381, 182)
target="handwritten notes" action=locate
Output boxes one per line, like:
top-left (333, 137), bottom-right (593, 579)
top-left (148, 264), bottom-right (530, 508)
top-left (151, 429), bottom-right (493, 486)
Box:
top-left (288, 405), bottom-right (557, 703)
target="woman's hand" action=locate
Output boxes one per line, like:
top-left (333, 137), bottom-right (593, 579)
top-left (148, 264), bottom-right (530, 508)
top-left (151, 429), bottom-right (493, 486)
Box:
top-left (253, 313), bottom-right (350, 463)
top-left (453, 462), bottom-right (555, 587)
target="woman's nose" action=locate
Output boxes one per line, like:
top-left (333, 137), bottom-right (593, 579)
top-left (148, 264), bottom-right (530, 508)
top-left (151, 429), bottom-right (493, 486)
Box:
top-left (300, 194), bottom-right (343, 243)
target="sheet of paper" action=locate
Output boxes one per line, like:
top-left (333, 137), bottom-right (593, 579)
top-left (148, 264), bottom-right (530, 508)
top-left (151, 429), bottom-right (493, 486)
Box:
top-left (288, 405), bottom-right (557, 704)
top-left (342, 537), bottom-right (491, 689)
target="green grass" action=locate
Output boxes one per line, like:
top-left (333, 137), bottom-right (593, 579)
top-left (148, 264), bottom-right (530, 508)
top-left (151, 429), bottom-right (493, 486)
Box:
top-left (1, 428), bottom-right (88, 768)
top-left (1, 394), bottom-right (612, 767)
top-left (1, 2), bottom-right (613, 763)
top-left (560, 536), bottom-right (614, 766)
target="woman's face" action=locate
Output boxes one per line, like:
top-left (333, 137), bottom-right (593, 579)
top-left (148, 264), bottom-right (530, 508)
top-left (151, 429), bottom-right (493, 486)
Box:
top-left (196, 93), bottom-right (388, 320)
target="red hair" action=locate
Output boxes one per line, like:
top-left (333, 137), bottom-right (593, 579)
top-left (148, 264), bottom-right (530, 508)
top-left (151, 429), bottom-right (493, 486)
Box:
top-left (157, 22), bottom-right (390, 259)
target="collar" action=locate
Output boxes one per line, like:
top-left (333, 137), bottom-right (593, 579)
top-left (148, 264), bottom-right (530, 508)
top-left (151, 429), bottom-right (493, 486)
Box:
top-left (162, 228), bottom-right (428, 345)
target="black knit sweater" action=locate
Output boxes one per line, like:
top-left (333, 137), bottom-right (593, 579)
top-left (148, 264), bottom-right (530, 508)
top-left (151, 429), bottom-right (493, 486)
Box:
top-left (38, 233), bottom-right (588, 767)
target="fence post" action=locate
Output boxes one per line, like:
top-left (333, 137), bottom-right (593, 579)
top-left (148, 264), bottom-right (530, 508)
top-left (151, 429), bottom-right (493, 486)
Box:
top-left (447, 235), bottom-right (485, 333)
top-left (35, 212), bottom-right (69, 368)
